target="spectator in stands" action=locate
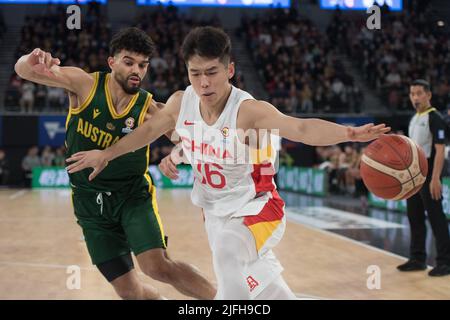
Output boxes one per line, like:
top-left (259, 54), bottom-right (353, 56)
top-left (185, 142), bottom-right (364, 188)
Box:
top-left (20, 80), bottom-right (35, 113)
top-left (332, 1), bottom-right (449, 112)
top-left (22, 146), bottom-right (41, 188)
top-left (53, 146), bottom-right (66, 167)
top-left (0, 149), bottom-right (9, 186)
top-left (41, 146), bottom-right (55, 167)
top-left (319, 145), bottom-right (342, 194)
top-left (300, 83), bottom-right (313, 113)
top-left (47, 86), bottom-right (66, 111)
top-left (11, 5), bottom-right (110, 112)
top-left (241, 8), bottom-right (359, 114)
top-left (4, 73), bottom-right (23, 109)
top-left (279, 144), bottom-right (294, 167)
top-left (34, 84), bottom-right (48, 112)
top-left (346, 145), bottom-right (369, 207)
top-left (337, 144), bottom-right (359, 194)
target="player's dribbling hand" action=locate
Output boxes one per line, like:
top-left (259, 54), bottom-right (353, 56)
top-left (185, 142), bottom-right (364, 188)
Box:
top-left (66, 150), bottom-right (109, 181)
top-left (28, 48), bottom-right (61, 77)
top-left (347, 123), bottom-right (391, 142)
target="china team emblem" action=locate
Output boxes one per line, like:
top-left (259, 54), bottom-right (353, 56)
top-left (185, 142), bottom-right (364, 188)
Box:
top-left (221, 127), bottom-right (229, 138)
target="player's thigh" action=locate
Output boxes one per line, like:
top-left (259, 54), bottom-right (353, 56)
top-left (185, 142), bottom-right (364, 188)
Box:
top-left (121, 186), bottom-right (167, 257)
top-left (73, 193), bottom-right (131, 265)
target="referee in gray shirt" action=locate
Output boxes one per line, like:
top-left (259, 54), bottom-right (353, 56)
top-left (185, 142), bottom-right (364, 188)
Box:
top-left (397, 79), bottom-right (450, 276)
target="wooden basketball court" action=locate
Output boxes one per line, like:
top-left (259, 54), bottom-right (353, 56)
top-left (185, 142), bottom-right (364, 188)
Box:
top-left (0, 188), bottom-right (449, 300)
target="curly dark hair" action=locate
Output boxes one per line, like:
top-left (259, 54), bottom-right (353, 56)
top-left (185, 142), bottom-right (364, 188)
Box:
top-left (109, 27), bottom-right (155, 58)
top-left (181, 26), bottom-right (231, 64)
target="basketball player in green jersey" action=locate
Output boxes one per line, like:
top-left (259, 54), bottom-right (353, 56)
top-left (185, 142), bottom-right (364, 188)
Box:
top-left (14, 27), bottom-right (216, 300)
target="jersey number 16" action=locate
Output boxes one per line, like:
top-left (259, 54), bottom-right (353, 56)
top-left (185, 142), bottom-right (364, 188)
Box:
top-left (196, 163), bottom-right (226, 189)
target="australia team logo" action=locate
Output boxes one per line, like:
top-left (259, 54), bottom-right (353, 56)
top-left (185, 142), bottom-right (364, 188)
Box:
top-left (122, 117), bottom-right (135, 134)
top-left (106, 122), bottom-right (116, 131)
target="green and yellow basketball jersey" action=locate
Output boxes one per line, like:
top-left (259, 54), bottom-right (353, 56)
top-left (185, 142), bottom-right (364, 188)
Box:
top-left (66, 71), bottom-right (153, 193)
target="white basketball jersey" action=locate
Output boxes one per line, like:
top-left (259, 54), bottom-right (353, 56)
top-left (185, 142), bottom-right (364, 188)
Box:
top-left (175, 85), bottom-right (278, 217)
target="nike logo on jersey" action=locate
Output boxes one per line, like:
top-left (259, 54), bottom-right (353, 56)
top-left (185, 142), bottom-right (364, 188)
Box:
top-left (184, 120), bottom-right (195, 126)
top-left (93, 108), bottom-right (101, 119)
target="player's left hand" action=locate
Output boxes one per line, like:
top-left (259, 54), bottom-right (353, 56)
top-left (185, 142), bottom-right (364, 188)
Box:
top-left (430, 178), bottom-right (442, 200)
top-left (347, 123), bottom-right (391, 142)
top-left (66, 150), bottom-right (109, 181)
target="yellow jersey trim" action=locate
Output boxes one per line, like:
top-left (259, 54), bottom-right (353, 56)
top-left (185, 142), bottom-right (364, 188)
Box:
top-left (65, 107), bottom-right (71, 131)
top-left (138, 93), bottom-right (153, 126)
top-left (144, 174), bottom-right (167, 248)
top-left (71, 72), bottom-right (99, 115)
top-left (105, 73), bottom-right (139, 119)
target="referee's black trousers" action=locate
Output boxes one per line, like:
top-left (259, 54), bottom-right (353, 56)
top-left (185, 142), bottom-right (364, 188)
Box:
top-left (406, 176), bottom-right (450, 265)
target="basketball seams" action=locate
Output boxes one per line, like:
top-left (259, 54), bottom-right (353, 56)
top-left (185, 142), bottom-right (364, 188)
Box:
top-left (361, 135), bottom-right (427, 200)
top-left (382, 135), bottom-right (416, 183)
top-left (361, 154), bottom-right (410, 184)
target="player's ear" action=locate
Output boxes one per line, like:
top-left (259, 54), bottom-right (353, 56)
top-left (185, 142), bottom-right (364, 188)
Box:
top-left (107, 56), bottom-right (115, 69)
top-left (228, 61), bottom-right (235, 80)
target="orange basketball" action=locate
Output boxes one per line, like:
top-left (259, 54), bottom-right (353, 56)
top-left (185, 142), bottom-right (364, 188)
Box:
top-left (360, 134), bottom-right (428, 200)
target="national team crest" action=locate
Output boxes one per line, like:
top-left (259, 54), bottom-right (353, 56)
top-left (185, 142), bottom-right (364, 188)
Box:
top-left (106, 122), bottom-right (116, 131)
top-left (122, 117), bottom-right (135, 134)
top-left (221, 127), bottom-right (229, 138)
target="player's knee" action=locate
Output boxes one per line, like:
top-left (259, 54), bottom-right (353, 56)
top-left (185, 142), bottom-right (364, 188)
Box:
top-left (214, 231), bottom-right (248, 267)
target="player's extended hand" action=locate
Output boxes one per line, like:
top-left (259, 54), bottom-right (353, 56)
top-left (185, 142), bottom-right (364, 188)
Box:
top-left (430, 178), bottom-right (442, 200)
top-left (159, 154), bottom-right (179, 180)
top-left (159, 144), bottom-right (188, 180)
top-left (28, 48), bottom-right (60, 77)
top-left (66, 150), bottom-right (109, 181)
top-left (347, 123), bottom-right (391, 142)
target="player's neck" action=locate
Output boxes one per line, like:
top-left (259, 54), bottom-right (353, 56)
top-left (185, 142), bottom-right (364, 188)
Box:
top-left (200, 85), bottom-right (232, 121)
top-left (108, 75), bottom-right (135, 111)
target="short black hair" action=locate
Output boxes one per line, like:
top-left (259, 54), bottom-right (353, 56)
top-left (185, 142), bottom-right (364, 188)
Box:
top-left (109, 27), bottom-right (155, 58)
top-left (181, 26), bottom-right (231, 64)
top-left (411, 79), bottom-right (431, 92)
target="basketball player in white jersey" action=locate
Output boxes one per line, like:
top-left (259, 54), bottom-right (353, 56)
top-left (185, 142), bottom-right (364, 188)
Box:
top-left (67, 27), bottom-right (390, 299)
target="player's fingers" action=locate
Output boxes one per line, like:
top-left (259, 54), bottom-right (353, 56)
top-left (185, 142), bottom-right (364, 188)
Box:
top-left (44, 52), bottom-right (51, 63)
top-left (38, 51), bottom-right (45, 64)
top-left (159, 162), bottom-right (177, 179)
top-left (160, 160), bottom-right (179, 179)
top-left (66, 152), bottom-right (86, 161)
top-left (363, 123), bottom-right (375, 130)
top-left (45, 52), bottom-right (54, 69)
top-left (167, 158), bottom-right (179, 174)
top-left (89, 167), bottom-right (103, 181)
top-left (370, 124), bottom-right (387, 131)
top-left (66, 160), bottom-right (86, 173)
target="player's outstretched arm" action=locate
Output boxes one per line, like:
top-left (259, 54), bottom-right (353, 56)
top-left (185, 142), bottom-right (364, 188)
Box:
top-left (240, 100), bottom-right (390, 146)
top-left (14, 48), bottom-right (92, 93)
top-left (66, 91), bottom-right (182, 180)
